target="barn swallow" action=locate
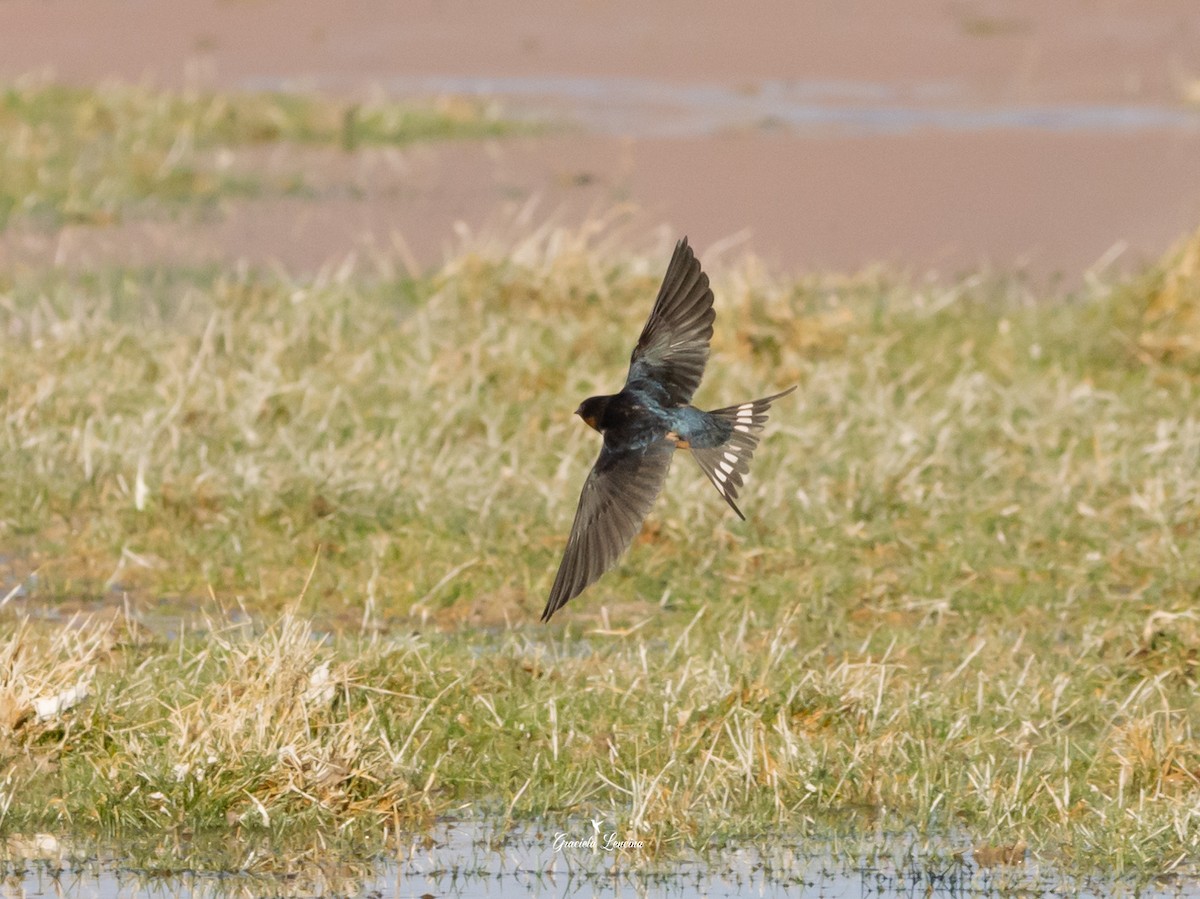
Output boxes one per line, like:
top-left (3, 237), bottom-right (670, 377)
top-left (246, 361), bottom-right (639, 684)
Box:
top-left (542, 237), bottom-right (795, 621)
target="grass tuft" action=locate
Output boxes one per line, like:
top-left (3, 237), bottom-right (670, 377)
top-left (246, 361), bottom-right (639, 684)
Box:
top-left (1135, 224), bottom-right (1200, 365)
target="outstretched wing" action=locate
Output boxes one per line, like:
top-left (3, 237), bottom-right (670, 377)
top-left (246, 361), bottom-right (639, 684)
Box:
top-left (624, 238), bottom-right (715, 405)
top-left (542, 440), bottom-right (674, 621)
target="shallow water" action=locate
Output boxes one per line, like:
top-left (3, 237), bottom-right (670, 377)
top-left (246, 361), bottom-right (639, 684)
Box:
top-left (243, 73), bottom-right (1200, 138)
top-left (4, 824), bottom-right (1198, 899)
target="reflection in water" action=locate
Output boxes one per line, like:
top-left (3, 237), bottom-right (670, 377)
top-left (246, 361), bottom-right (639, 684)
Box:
top-left (3, 823), bottom-right (1197, 898)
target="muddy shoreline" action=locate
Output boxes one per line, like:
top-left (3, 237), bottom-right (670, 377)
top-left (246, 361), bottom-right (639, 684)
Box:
top-left (2, 0), bottom-right (1198, 279)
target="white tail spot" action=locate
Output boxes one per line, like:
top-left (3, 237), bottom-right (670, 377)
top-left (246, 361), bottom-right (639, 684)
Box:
top-left (719, 461), bottom-right (734, 474)
top-left (723, 451), bottom-right (738, 464)
top-left (734, 424), bottom-right (751, 433)
top-left (714, 468), bottom-right (728, 483)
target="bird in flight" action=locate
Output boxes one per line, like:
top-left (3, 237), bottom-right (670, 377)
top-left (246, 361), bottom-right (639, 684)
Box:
top-left (542, 238), bottom-right (795, 621)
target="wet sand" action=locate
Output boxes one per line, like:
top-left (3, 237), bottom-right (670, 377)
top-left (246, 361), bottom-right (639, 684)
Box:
top-left (2, 0), bottom-right (1199, 279)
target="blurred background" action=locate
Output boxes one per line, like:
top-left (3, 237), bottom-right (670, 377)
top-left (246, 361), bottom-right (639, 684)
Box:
top-left (1, 0), bottom-right (1199, 282)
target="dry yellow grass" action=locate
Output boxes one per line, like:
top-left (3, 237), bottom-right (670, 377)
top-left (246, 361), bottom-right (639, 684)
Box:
top-left (1138, 224), bottom-right (1200, 362)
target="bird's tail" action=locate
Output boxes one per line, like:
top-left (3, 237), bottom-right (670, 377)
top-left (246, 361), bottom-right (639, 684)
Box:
top-left (691, 386), bottom-right (796, 520)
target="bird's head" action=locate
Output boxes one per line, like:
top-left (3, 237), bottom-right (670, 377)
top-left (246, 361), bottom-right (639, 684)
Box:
top-left (576, 395), bottom-right (609, 432)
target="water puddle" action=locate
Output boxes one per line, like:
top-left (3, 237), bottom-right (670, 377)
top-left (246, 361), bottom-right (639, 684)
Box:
top-left (242, 73), bottom-right (1200, 138)
top-left (3, 823), bottom-right (1197, 898)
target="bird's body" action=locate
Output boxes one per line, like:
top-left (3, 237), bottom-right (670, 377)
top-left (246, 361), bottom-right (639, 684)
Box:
top-left (582, 392), bottom-right (740, 454)
top-left (542, 238), bottom-right (795, 621)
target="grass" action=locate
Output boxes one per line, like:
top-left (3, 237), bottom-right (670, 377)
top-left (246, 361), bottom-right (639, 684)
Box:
top-left (1, 78), bottom-right (1200, 885)
top-left (0, 79), bottom-right (525, 228)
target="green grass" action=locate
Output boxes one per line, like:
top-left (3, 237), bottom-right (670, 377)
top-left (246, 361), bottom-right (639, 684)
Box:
top-left (1, 78), bottom-right (1200, 883)
top-left (2, 228), bottom-right (1200, 880)
top-left (0, 80), bottom-right (526, 228)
